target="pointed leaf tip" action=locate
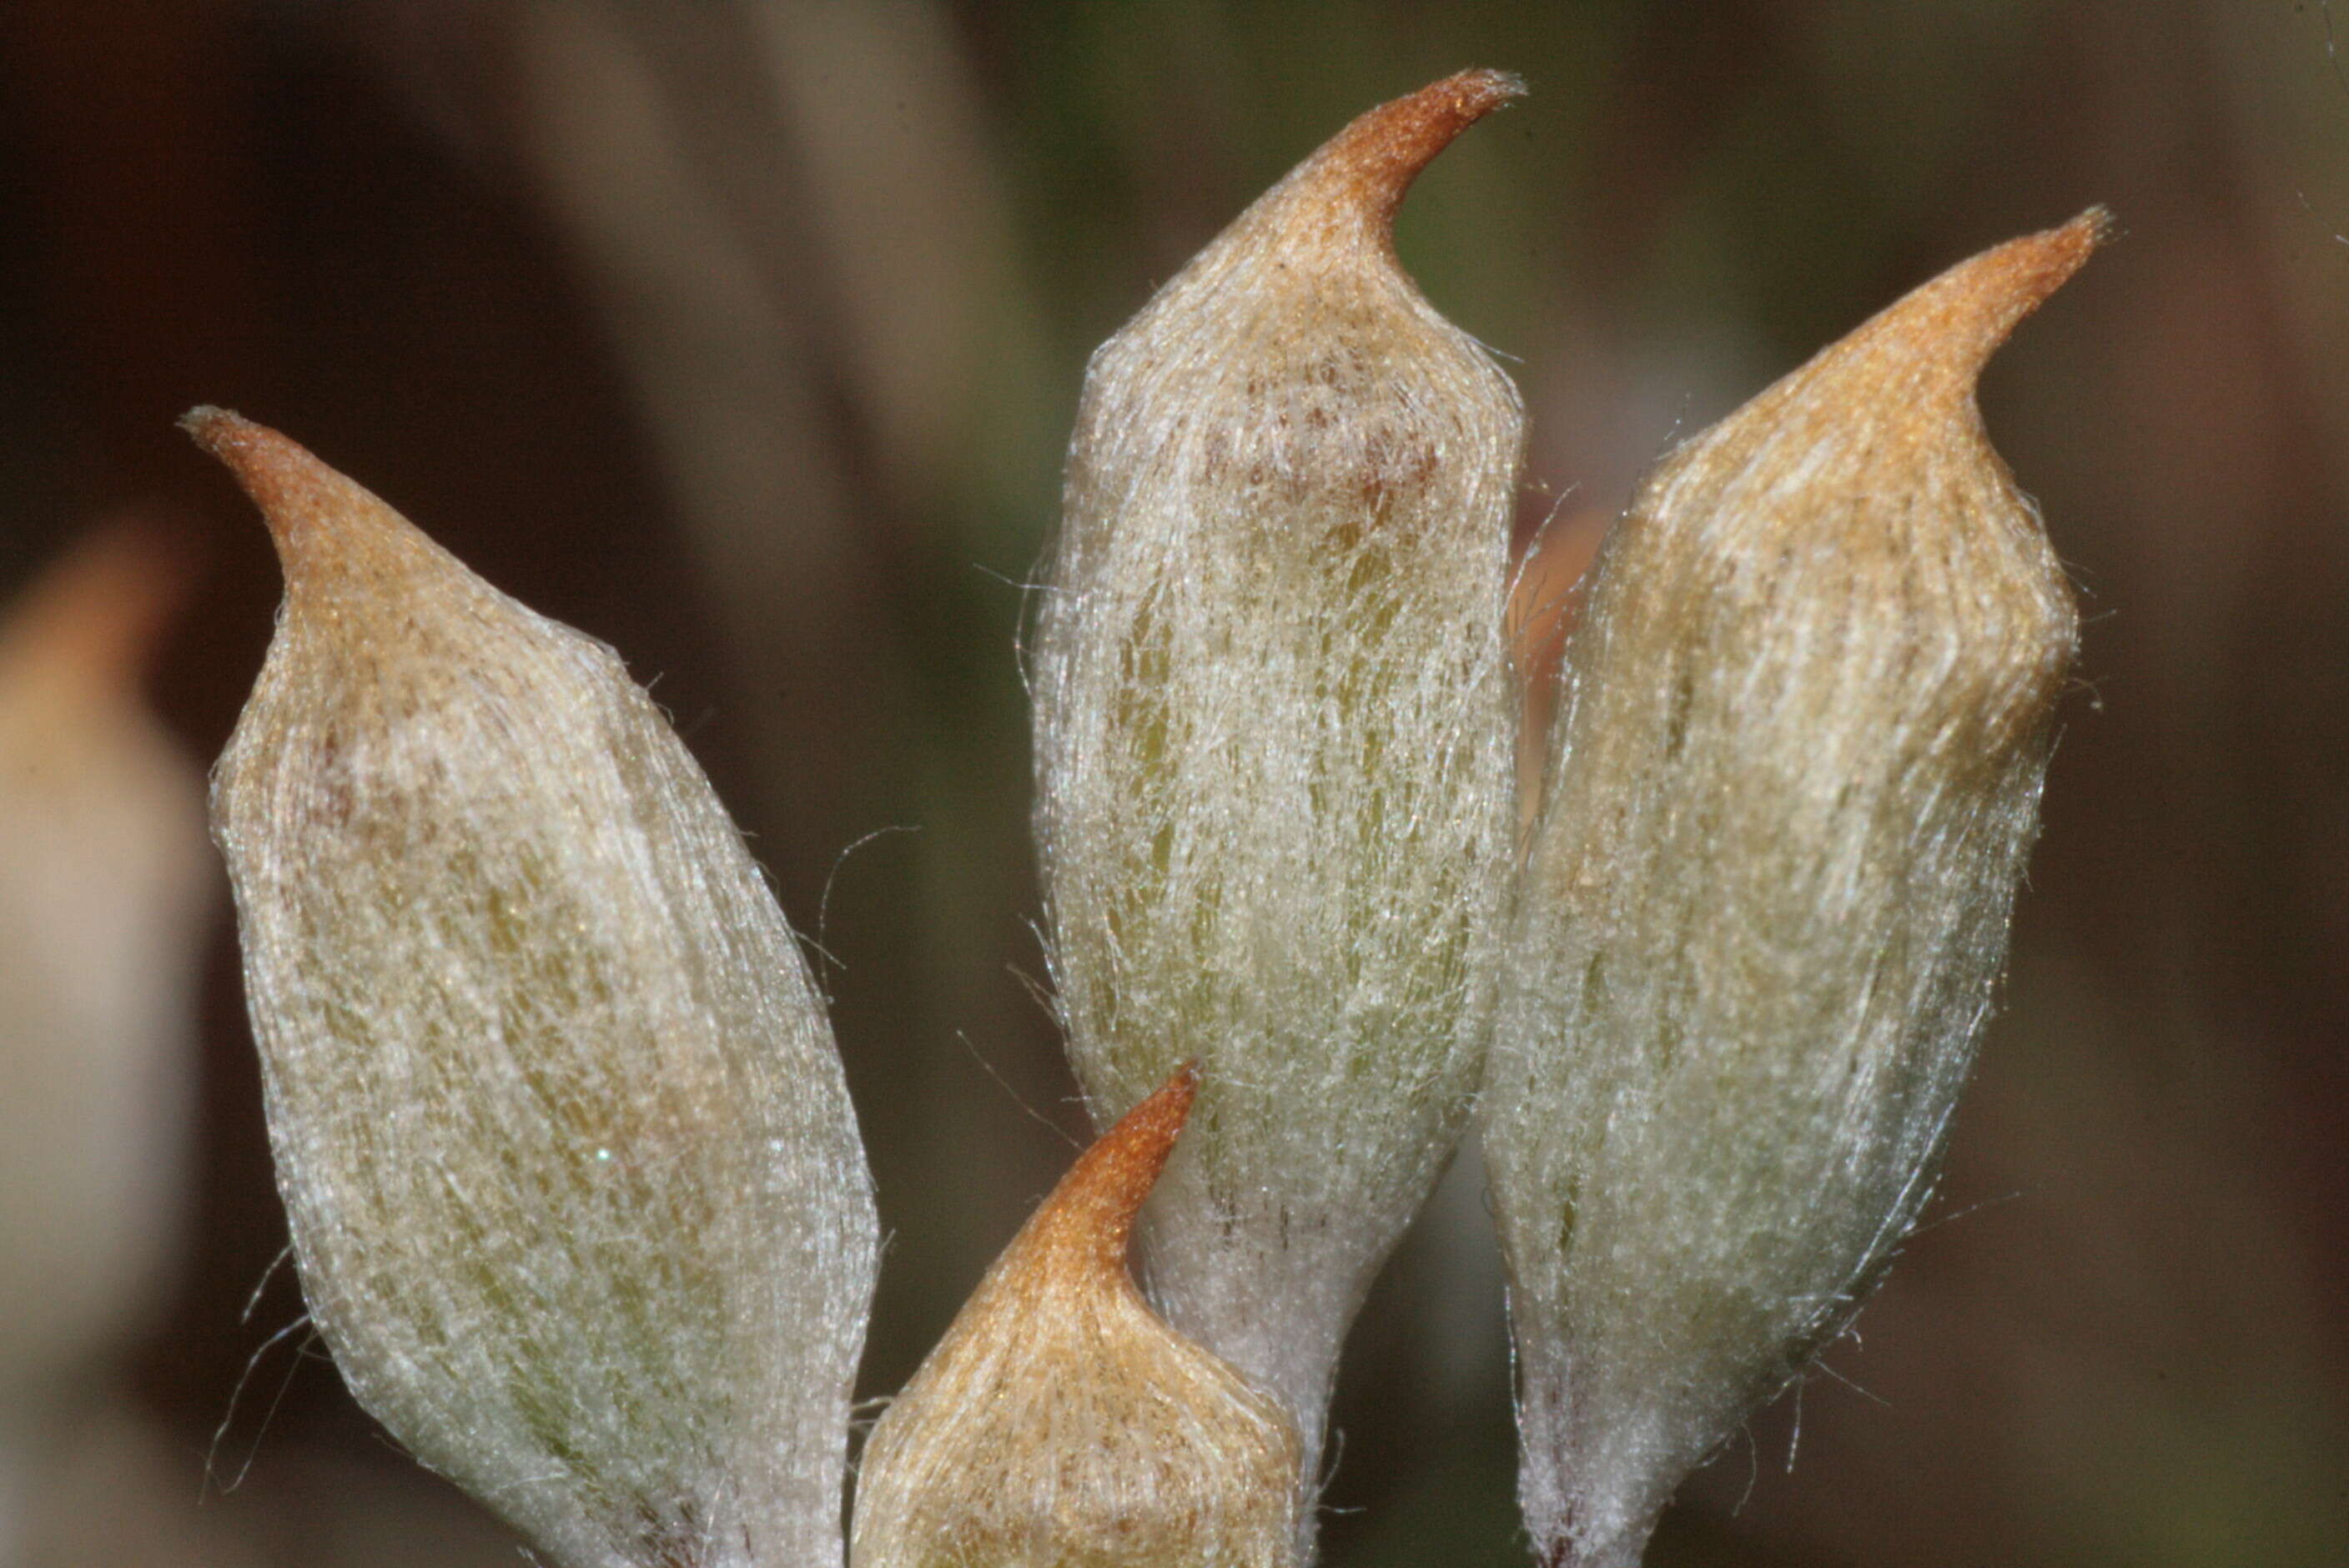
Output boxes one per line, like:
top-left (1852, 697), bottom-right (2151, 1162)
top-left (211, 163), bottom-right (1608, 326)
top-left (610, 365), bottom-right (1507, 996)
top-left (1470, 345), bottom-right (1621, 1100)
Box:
top-left (1295, 68), bottom-right (1524, 235)
top-left (180, 405), bottom-right (306, 505)
top-left (2035, 204), bottom-right (2115, 275)
top-left (1960, 204), bottom-right (2110, 340)
top-left (1861, 206), bottom-right (2110, 396)
top-left (1032, 1060), bottom-right (1200, 1279)
top-left (181, 407), bottom-right (406, 584)
top-left (852, 1052), bottom-right (1297, 1568)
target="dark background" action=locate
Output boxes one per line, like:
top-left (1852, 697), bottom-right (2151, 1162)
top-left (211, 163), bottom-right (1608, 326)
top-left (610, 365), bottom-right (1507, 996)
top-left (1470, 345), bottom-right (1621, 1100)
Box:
top-left (0, 3), bottom-right (2343, 1565)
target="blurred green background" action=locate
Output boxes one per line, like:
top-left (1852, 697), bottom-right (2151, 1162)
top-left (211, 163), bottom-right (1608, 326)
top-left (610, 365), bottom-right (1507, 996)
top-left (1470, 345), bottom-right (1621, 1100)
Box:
top-left (0, 2), bottom-right (2343, 1565)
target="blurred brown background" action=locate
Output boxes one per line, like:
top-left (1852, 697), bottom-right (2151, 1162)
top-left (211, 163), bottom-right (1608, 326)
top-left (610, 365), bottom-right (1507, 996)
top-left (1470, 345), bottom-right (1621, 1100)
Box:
top-left (0, 2), bottom-right (2341, 1565)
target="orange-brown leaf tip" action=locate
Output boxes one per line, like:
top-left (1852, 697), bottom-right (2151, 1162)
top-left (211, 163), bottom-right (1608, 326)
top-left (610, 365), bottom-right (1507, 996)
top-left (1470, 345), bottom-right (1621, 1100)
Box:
top-left (1303, 68), bottom-right (1524, 234)
top-left (852, 1055), bottom-right (1300, 1568)
top-left (1837, 207), bottom-right (2110, 403)
top-left (1028, 1060), bottom-right (1200, 1279)
top-left (181, 407), bottom-right (413, 588)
